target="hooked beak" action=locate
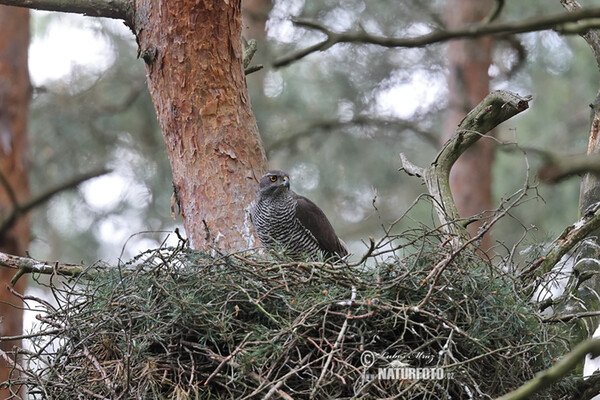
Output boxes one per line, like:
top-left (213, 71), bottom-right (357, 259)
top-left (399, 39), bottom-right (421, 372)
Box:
top-left (282, 176), bottom-right (290, 189)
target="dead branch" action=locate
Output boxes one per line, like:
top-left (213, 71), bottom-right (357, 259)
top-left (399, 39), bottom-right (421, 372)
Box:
top-left (0, 0), bottom-right (132, 21)
top-left (495, 339), bottom-right (600, 400)
top-left (0, 168), bottom-right (111, 235)
top-left (266, 116), bottom-right (439, 153)
top-left (543, 310), bottom-right (600, 323)
top-left (521, 203), bottom-right (600, 278)
top-left (0, 251), bottom-right (89, 287)
top-left (274, 8), bottom-right (600, 68)
top-left (482, 0), bottom-right (505, 24)
top-left (400, 90), bottom-right (531, 242)
top-left (538, 153), bottom-right (600, 183)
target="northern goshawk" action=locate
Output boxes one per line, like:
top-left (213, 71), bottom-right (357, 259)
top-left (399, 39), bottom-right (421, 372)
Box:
top-left (249, 170), bottom-right (348, 261)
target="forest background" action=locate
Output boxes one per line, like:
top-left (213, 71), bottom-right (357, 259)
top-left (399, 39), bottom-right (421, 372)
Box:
top-left (0, 0), bottom-right (597, 398)
top-left (25, 0), bottom-right (595, 265)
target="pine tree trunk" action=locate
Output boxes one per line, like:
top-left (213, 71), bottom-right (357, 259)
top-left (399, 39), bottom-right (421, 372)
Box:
top-left (443, 0), bottom-right (494, 250)
top-left (134, 0), bottom-right (266, 250)
top-left (0, 5), bottom-right (30, 395)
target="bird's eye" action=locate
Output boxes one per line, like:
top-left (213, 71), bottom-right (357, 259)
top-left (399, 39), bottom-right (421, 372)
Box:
top-left (269, 176), bottom-right (277, 182)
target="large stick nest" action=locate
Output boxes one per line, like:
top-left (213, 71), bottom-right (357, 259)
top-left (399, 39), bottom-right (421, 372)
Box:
top-left (6, 227), bottom-right (583, 400)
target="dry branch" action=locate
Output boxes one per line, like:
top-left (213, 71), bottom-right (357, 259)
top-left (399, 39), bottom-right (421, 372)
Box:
top-left (538, 153), bottom-right (600, 183)
top-left (521, 203), bottom-right (600, 278)
top-left (275, 8), bottom-right (600, 67)
top-left (0, 251), bottom-right (88, 287)
top-left (0, 168), bottom-right (110, 235)
top-left (400, 90), bottom-right (531, 242)
top-left (0, 0), bottom-right (132, 21)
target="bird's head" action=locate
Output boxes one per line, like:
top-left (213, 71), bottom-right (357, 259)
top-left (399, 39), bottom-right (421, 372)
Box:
top-left (258, 170), bottom-right (290, 197)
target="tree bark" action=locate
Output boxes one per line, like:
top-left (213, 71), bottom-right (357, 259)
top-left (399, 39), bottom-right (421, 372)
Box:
top-left (443, 0), bottom-right (494, 251)
top-left (545, 0), bottom-right (600, 345)
top-left (133, 0), bottom-right (266, 250)
top-left (0, 5), bottom-right (30, 395)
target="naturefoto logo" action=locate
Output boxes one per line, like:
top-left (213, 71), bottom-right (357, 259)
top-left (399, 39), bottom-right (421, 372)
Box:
top-left (360, 350), bottom-right (448, 381)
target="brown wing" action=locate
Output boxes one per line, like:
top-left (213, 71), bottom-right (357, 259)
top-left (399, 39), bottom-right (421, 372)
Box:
top-left (294, 194), bottom-right (348, 258)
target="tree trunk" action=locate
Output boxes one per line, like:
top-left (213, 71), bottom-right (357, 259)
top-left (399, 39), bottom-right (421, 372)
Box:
top-left (0, 5), bottom-right (30, 395)
top-left (134, 0), bottom-right (266, 250)
top-left (443, 0), bottom-right (494, 250)
top-left (551, 0), bottom-right (600, 344)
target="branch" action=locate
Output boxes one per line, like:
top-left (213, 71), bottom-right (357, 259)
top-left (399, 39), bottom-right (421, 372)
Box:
top-left (561, 0), bottom-right (600, 69)
top-left (482, 0), bottom-right (505, 24)
top-left (0, 250), bottom-right (89, 287)
top-left (0, 168), bottom-right (111, 235)
top-left (543, 310), bottom-right (600, 323)
top-left (538, 153), bottom-right (600, 183)
top-left (401, 90), bottom-right (531, 241)
top-left (495, 339), bottom-right (600, 400)
top-left (266, 116), bottom-right (439, 153)
top-left (0, 0), bottom-right (133, 21)
top-left (521, 203), bottom-right (600, 278)
top-left (274, 8), bottom-right (600, 67)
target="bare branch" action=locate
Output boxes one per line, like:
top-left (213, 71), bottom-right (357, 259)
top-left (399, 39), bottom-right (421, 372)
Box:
top-left (266, 116), bottom-right (438, 153)
top-left (399, 153), bottom-right (424, 178)
top-left (482, 0), bottom-right (505, 24)
top-left (538, 153), bottom-right (600, 183)
top-left (0, 0), bottom-right (133, 21)
top-left (495, 339), bottom-right (600, 400)
top-left (0, 251), bottom-right (89, 287)
top-left (0, 168), bottom-right (111, 235)
top-left (543, 310), bottom-right (600, 323)
top-left (521, 204), bottom-right (600, 278)
top-left (274, 8), bottom-right (600, 67)
top-left (401, 90), bottom-right (531, 241)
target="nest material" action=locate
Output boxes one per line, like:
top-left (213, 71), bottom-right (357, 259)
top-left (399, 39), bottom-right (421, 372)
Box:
top-left (7, 241), bottom-right (576, 399)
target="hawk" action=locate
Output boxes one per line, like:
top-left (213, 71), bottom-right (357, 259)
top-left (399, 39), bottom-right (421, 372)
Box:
top-left (249, 170), bottom-right (348, 261)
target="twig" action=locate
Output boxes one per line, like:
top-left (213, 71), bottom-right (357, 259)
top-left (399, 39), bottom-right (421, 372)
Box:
top-left (83, 344), bottom-right (116, 395)
top-left (543, 310), bottom-right (600, 323)
top-left (274, 8), bottom-right (600, 67)
top-left (204, 332), bottom-right (252, 386)
top-left (0, 329), bottom-right (63, 342)
top-left (0, 347), bottom-right (26, 374)
top-left (310, 313), bottom-right (349, 399)
top-left (482, 0), bottom-right (505, 24)
top-left (351, 237), bottom-right (375, 266)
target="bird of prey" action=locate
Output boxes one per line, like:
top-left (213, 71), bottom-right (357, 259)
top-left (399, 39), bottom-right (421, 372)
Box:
top-left (250, 170), bottom-right (348, 261)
